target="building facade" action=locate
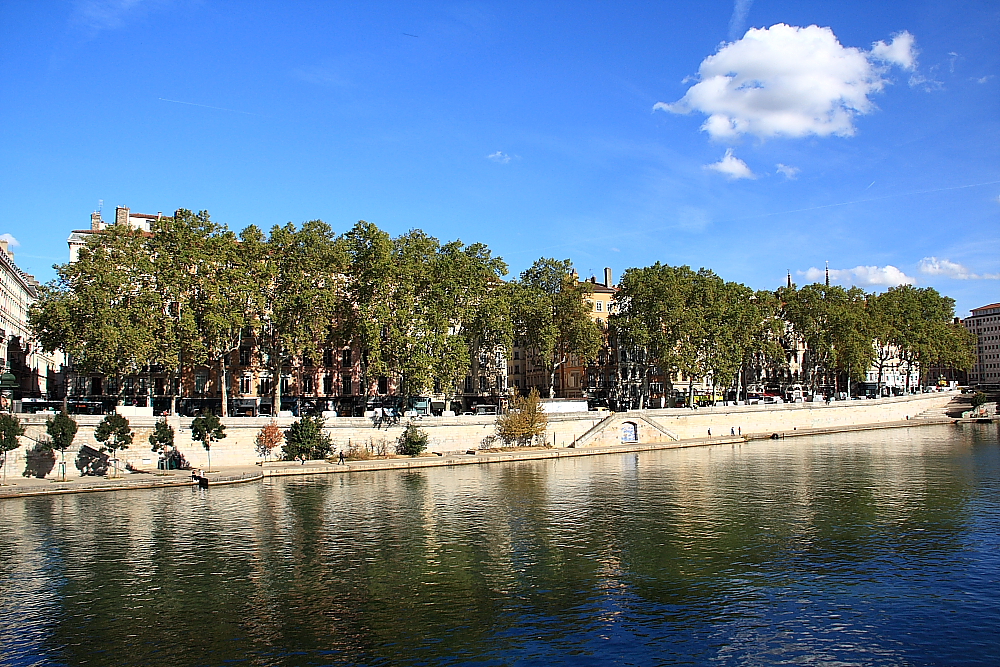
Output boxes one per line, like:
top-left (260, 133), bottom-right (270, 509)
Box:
top-left (0, 237), bottom-right (64, 406)
top-left (964, 302), bottom-right (1000, 387)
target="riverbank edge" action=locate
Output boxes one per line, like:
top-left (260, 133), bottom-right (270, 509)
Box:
top-left (0, 416), bottom-right (957, 498)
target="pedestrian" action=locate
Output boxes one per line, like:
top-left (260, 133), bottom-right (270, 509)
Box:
top-left (707, 428), bottom-right (711, 437)
top-left (738, 426), bottom-right (741, 436)
top-left (338, 450), bottom-right (346, 465)
top-left (731, 427), bottom-right (735, 436)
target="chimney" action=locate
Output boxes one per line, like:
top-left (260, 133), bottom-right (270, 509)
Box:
top-left (604, 267), bottom-right (612, 288)
top-left (0, 238), bottom-right (8, 259)
top-left (91, 211), bottom-right (103, 230)
top-left (116, 206), bottom-right (129, 226)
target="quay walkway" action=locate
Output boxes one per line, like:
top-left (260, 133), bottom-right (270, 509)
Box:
top-left (0, 411), bottom-right (962, 500)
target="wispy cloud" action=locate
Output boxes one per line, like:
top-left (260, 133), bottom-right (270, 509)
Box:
top-left (487, 151), bottom-right (512, 164)
top-left (72, 0), bottom-right (156, 31)
top-left (918, 257), bottom-right (999, 280)
top-left (776, 163), bottom-right (799, 179)
top-left (800, 265), bottom-right (916, 287)
top-left (705, 149), bottom-right (755, 179)
top-left (0, 233), bottom-right (20, 247)
top-left (727, 0), bottom-right (754, 42)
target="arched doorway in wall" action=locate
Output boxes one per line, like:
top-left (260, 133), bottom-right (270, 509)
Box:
top-left (621, 421), bottom-right (638, 443)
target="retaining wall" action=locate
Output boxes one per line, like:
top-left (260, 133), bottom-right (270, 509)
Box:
top-left (3, 392), bottom-right (955, 478)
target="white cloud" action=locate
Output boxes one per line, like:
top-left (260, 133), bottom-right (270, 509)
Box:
top-left (977, 75), bottom-right (994, 84)
top-left (918, 257), bottom-right (1000, 280)
top-left (704, 149), bottom-right (755, 179)
top-left (871, 31), bottom-right (918, 71)
top-left (487, 151), bottom-right (511, 164)
top-left (800, 265), bottom-right (916, 287)
top-left (655, 24), bottom-right (919, 140)
top-left (0, 233), bottom-right (19, 247)
top-left (776, 163), bottom-right (800, 179)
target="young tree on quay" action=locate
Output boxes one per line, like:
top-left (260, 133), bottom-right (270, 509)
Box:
top-left (46, 412), bottom-right (79, 481)
top-left (281, 415), bottom-right (332, 463)
top-left (94, 413), bottom-right (133, 477)
top-left (0, 414), bottom-right (25, 484)
top-left (191, 413), bottom-right (226, 471)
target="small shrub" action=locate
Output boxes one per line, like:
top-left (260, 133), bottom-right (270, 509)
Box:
top-left (346, 441), bottom-right (373, 461)
top-left (396, 423), bottom-right (429, 457)
top-left (282, 415), bottom-right (332, 463)
top-left (971, 392), bottom-right (988, 408)
top-left (255, 420), bottom-right (283, 461)
top-left (495, 388), bottom-right (548, 447)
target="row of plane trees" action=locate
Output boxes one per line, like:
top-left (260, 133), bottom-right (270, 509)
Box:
top-left (27, 211), bottom-right (975, 415)
top-left (608, 264), bottom-right (976, 408)
top-left (28, 211), bottom-right (601, 415)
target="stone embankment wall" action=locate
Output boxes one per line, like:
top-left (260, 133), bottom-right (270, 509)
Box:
top-left (4, 392), bottom-right (954, 478)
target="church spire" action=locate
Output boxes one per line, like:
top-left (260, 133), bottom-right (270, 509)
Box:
top-left (825, 261), bottom-right (830, 287)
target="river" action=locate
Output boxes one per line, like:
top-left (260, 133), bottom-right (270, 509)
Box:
top-left (1, 423), bottom-right (998, 666)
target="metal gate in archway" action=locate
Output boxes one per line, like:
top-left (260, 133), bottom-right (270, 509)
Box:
top-left (621, 421), bottom-right (638, 443)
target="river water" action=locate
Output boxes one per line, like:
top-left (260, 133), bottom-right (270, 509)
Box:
top-left (1, 424), bottom-right (998, 666)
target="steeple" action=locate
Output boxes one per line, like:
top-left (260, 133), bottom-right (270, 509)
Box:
top-left (787, 271), bottom-right (791, 289)
top-left (825, 261), bottom-right (830, 287)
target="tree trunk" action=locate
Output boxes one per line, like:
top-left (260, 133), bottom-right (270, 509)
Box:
top-left (220, 356), bottom-right (228, 418)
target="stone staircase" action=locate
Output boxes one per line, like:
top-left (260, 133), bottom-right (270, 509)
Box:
top-left (913, 395), bottom-right (970, 422)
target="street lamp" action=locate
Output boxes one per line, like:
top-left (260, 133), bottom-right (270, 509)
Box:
top-left (0, 369), bottom-right (17, 413)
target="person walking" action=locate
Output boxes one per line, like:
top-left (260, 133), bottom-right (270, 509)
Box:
top-left (338, 450), bottom-right (346, 465)
top-left (707, 428), bottom-right (711, 437)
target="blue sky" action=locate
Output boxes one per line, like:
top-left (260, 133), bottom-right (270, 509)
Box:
top-left (1, 0), bottom-right (997, 316)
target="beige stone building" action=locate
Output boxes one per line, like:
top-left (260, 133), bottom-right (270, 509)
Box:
top-left (964, 302), bottom-right (1000, 387)
top-left (0, 237), bottom-right (64, 405)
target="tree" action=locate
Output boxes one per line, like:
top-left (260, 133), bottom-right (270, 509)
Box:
top-left (149, 418), bottom-right (177, 468)
top-left (0, 414), bottom-right (25, 484)
top-left (29, 224), bottom-right (170, 404)
top-left (495, 388), bottom-right (548, 447)
top-left (255, 420), bottom-right (283, 462)
top-left (396, 423), bottom-right (429, 456)
top-left (46, 412), bottom-right (79, 481)
top-left (971, 392), bottom-right (987, 409)
top-left (191, 413), bottom-right (226, 471)
top-left (281, 415), bottom-right (332, 463)
top-left (513, 258), bottom-right (601, 398)
top-left (94, 413), bottom-right (133, 476)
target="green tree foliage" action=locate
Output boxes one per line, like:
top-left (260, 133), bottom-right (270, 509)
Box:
top-left (281, 415), bottom-right (332, 462)
top-left (46, 412), bottom-right (79, 454)
top-left (28, 224), bottom-right (169, 403)
top-left (47, 412), bottom-right (80, 480)
top-left (339, 222), bottom-right (510, 401)
top-left (396, 423), bottom-right (429, 456)
top-left (0, 414), bottom-right (25, 483)
top-left (94, 413), bottom-right (133, 465)
top-left (148, 419), bottom-right (175, 455)
top-left (612, 264), bottom-right (783, 407)
top-left (780, 284), bottom-right (873, 394)
top-left (513, 259), bottom-right (601, 398)
top-left (970, 392), bottom-right (987, 408)
top-left (191, 413), bottom-right (226, 471)
top-left (495, 388), bottom-right (549, 446)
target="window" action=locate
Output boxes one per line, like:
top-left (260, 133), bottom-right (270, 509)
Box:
top-left (513, 350), bottom-right (520, 360)
top-left (259, 377), bottom-right (272, 396)
top-left (323, 349), bottom-right (334, 367)
top-left (239, 375), bottom-right (252, 394)
top-left (479, 376), bottom-right (489, 392)
top-left (341, 374), bottom-right (352, 395)
top-left (377, 376), bottom-right (388, 394)
top-left (195, 373), bottom-right (208, 395)
top-left (596, 301), bottom-right (603, 312)
top-left (464, 376), bottom-right (473, 392)
top-left (304, 356), bottom-right (314, 368)
top-left (514, 365), bottom-right (520, 374)
top-left (239, 348), bottom-right (252, 366)
top-left (323, 374), bottom-right (333, 394)
top-left (280, 375), bottom-right (290, 393)
top-left (341, 350), bottom-right (352, 368)
top-left (303, 375), bottom-right (313, 394)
